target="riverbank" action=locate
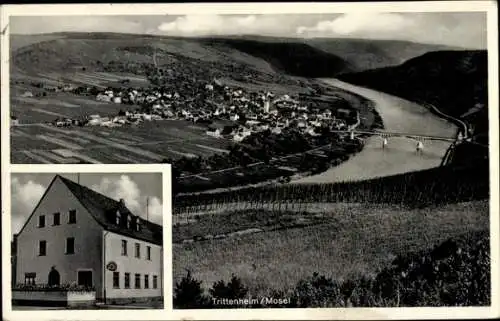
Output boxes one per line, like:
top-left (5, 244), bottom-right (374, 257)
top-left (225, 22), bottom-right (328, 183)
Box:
top-left (292, 78), bottom-right (458, 184)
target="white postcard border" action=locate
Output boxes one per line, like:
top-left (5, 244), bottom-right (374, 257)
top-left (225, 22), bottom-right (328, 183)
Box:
top-left (1, 1), bottom-right (499, 320)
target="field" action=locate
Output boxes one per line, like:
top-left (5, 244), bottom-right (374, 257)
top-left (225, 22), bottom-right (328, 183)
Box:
top-left (11, 119), bottom-right (230, 164)
top-left (172, 200), bottom-right (489, 295)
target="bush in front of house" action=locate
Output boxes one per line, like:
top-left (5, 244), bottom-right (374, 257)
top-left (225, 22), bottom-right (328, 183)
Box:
top-left (13, 283), bottom-right (96, 293)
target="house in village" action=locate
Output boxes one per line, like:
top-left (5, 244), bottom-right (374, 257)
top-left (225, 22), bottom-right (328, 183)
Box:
top-left (229, 113), bottom-right (240, 121)
top-left (97, 94), bottom-right (112, 102)
top-left (12, 175), bottom-right (163, 305)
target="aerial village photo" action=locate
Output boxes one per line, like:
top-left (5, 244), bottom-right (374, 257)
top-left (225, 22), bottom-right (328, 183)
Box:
top-left (3, 2), bottom-right (496, 314)
top-left (9, 172), bottom-right (164, 310)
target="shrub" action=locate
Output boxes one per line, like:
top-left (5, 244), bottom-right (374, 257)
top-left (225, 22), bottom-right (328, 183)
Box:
top-left (209, 274), bottom-right (249, 308)
top-left (173, 271), bottom-right (211, 309)
top-left (12, 283), bottom-right (95, 292)
top-left (210, 274), bottom-right (248, 299)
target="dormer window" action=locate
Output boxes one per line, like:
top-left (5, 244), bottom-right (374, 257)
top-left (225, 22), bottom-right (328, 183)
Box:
top-left (116, 211), bottom-right (121, 225)
top-left (127, 215), bottom-right (131, 229)
top-left (136, 217), bottom-right (141, 232)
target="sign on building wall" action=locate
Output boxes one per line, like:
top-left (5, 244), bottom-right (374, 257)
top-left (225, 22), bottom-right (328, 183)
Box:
top-left (106, 261), bottom-right (117, 271)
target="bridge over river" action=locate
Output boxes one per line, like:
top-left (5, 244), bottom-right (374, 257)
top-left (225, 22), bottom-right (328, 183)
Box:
top-left (293, 79), bottom-right (460, 184)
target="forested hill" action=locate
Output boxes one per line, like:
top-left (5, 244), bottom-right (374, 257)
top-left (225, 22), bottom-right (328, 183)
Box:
top-left (338, 50), bottom-right (488, 142)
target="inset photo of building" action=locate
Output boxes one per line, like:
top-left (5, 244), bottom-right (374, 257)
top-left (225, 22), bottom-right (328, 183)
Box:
top-left (9, 171), bottom-right (165, 310)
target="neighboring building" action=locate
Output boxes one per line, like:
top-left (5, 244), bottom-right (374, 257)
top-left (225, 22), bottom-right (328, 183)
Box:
top-left (206, 127), bottom-right (222, 138)
top-left (263, 100), bottom-right (270, 114)
top-left (96, 94), bottom-right (112, 102)
top-left (14, 175), bottom-right (163, 304)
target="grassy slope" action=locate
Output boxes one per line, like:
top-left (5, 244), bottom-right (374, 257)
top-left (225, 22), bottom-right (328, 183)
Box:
top-left (11, 33), bottom-right (453, 76)
top-left (173, 200), bottom-right (488, 296)
top-left (338, 50), bottom-right (488, 141)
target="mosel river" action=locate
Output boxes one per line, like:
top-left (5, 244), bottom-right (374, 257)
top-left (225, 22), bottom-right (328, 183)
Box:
top-left (293, 78), bottom-right (458, 184)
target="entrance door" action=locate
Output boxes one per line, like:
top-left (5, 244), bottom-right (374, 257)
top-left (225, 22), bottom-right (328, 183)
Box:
top-left (48, 267), bottom-right (60, 286)
top-left (77, 270), bottom-right (93, 287)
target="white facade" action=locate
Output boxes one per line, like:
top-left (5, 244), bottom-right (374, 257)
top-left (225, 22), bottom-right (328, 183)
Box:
top-left (103, 231), bottom-right (162, 299)
top-left (14, 176), bottom-right (163, 302)
top-left (15, 177), bottom-right (104, 296)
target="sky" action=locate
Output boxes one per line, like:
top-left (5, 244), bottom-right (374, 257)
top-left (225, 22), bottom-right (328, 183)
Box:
top-left (10, 173), bottom-right (163, 235)
top-left (10, 12), bottom-right (487, 49)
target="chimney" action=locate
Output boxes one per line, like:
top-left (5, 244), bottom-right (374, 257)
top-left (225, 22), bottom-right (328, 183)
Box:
top-left (119, 198), bottom-right (125, 206)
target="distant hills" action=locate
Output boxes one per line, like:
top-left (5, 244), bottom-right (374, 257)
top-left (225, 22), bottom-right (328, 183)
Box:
top-left (338, 50), bottom-right (488, 141)
top-left (10, 32), bottom-right (457, 76)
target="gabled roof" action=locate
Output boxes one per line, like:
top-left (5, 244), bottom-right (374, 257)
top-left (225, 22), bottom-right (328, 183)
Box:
top-left (58, 175), bottom-right (162, 245)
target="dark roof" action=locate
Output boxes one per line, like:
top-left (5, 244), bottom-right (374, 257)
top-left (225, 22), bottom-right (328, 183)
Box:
top-left (58, 175), bottom-right (162, 245)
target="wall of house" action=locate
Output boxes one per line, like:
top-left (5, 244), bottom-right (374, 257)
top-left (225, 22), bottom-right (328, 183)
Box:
top-left (15, 177), bottom-right (104, 298)
top-left (103, 231), bottom-right (163, 299)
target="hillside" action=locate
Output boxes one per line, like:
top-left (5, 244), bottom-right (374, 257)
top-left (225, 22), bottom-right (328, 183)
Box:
top-left (11, 33), bottom-right (454, 78)
top-left (174, 229), bottom-right (490, 308)
top-left (192, 35), bottom-right (457, 71)
top-left (338, 50), bottom-right (488, 142)
top-left (304, 38), bottom-right (459, 71)
top-left (199, 38), bottom-right (354, 77)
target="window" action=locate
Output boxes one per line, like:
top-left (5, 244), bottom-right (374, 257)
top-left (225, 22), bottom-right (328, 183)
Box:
top-left (38, 215), bottom-right (45, 228)
top-left (66, 237), bottom-right (75, 254)
top-left (124, 273), bottom-right (130, 289)
top-left (134, 273), bottom-right (141, 289)
top-left (116, 211), bottom-right (121, 225)
top-left (121, 240), bottom-right (127, 256)
top-left (153, 275), bottom-right (158, 289)
top-left (136, 217), bottom-right (141, 231)
top-left (39, 240), bottom-right (46, 256)
top-left (147, 246), bottom-right (151, 260)
top-left (113, 272), bottom-right (120, 288)
top-left (144, 275), bottom-right (149, 289)
top-left (127, 215), bottom-right (131, 228)
top-left (53, 213), bottom-right (60, 226)
top-left (77, 270), bottom-right (92, 287)
top-left (69, 210), bottom-right (77, 224)
top-left (25, 273), bottom-right (36, 285)
top-left (135, 243), bottom-right (140, 258)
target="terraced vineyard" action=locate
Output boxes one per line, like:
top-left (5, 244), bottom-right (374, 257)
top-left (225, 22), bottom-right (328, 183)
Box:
top-left (10, 120), bottom-right (230, 164)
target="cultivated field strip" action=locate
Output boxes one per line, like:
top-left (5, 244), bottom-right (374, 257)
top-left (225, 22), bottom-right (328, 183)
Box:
top-left (11, 119), bottom-right (233, 164)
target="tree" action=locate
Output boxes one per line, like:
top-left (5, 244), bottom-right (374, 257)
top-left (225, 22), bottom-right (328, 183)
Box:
top-left (209, 274), bottom-right (249, 307)
top-left (173, 271), bottom-right (210, 309)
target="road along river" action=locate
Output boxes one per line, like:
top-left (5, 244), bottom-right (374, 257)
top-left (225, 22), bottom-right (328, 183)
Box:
top-left (293, 78), bottom-right (459, 184)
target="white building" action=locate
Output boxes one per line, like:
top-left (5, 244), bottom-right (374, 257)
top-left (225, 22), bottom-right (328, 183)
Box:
top-left (13, 175), bottom-right (163, 305)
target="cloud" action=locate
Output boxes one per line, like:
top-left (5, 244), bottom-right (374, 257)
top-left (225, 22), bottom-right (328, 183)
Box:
top-left (11, 16), bottom-right (144, 35)
top-left (297, 12), bottom-right (416, 37)
top-left (91, 175), bottom-right (162, 224)
top-left (157, 14), bottom-right (255, 36)
top-left (11, 177), bottom-right (46, 234)
top-left (156, 14), bottom-right (299, 37)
